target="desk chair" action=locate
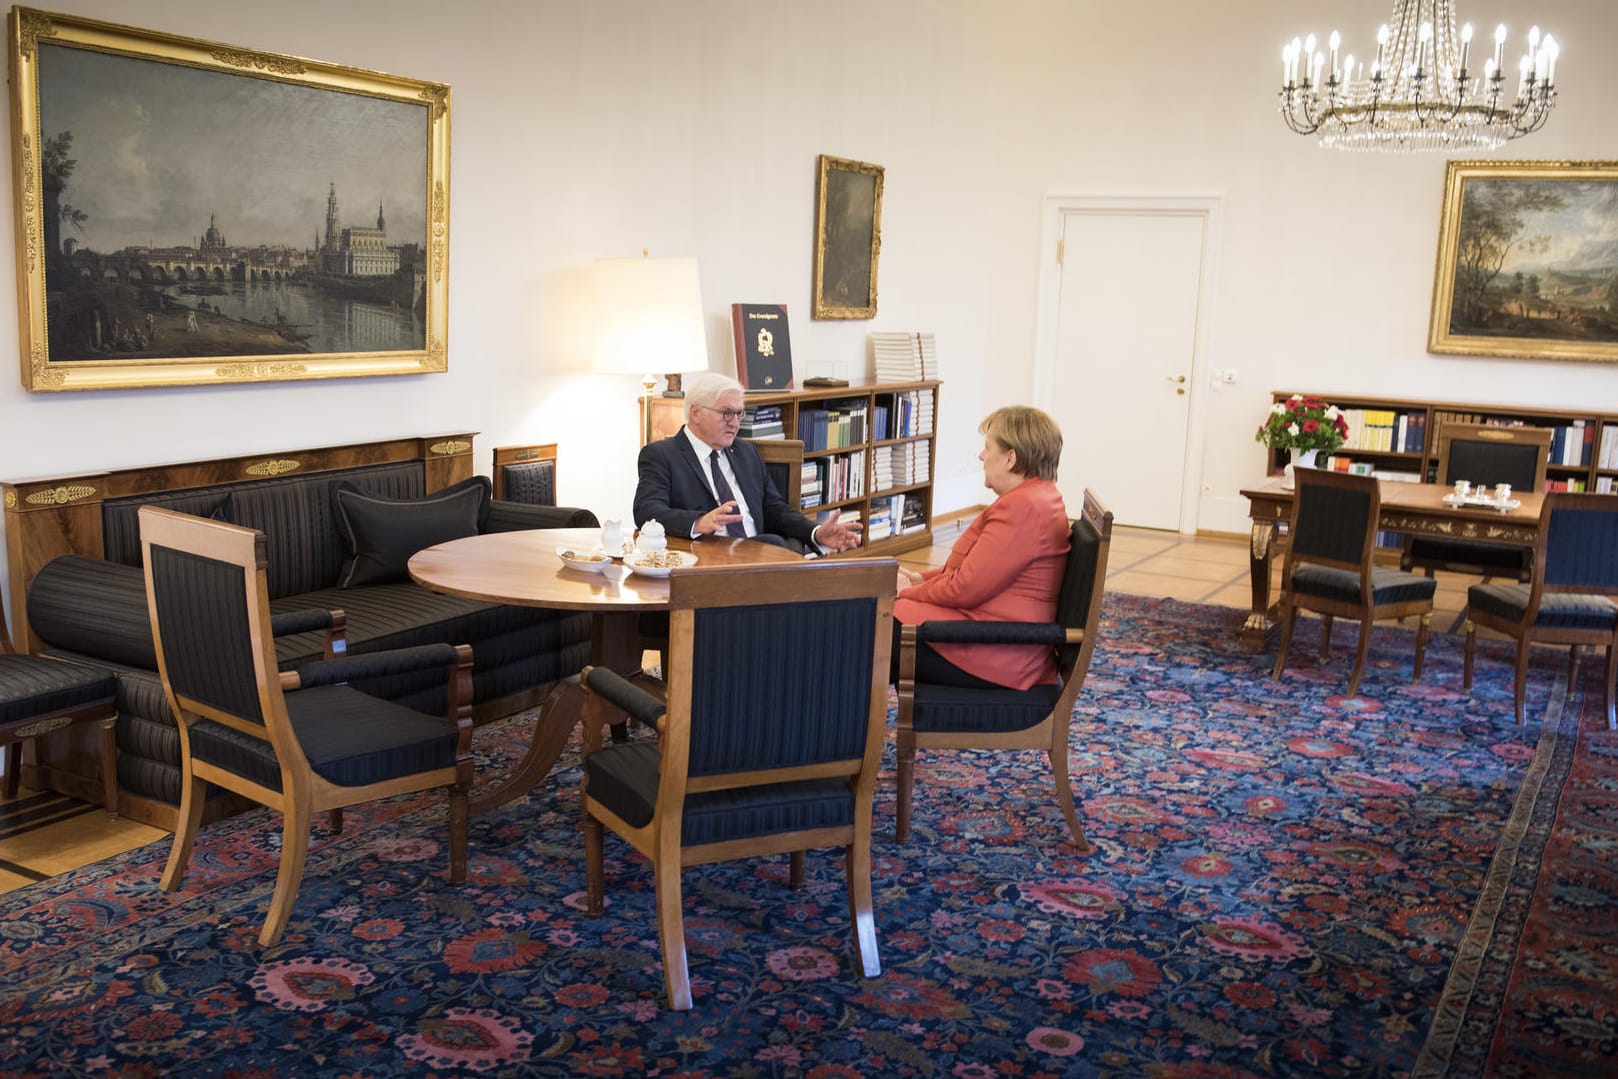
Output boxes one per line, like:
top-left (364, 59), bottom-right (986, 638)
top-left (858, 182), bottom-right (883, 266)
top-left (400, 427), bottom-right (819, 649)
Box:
top-left (1272, 470), bottom-right (1437, 698)
top-left (140, 506), bottom-right (475, 947)
top-left (0, 613), bottom-right (117, 815)
top-left (1463, 492), bottom-right (1618, 729)
top-left (894, 489), bottom-right (1112, 848)
top-left (1403, 423), bottom-right (1551, 582)
top-left (579, 559), bottom-right (894, 1010)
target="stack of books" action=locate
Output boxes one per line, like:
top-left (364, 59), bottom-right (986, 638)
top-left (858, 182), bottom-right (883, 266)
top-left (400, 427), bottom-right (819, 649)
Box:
top-left (869, 331), bottom-right (939, 382)
top-left (799, 461), bottom-right (823, 508)
top-left (871, 332), bottom-right (921, 381)
top-left (739, 405), bottom-right (784, 440)
top-left (917, 333), bottom-right (938, 379)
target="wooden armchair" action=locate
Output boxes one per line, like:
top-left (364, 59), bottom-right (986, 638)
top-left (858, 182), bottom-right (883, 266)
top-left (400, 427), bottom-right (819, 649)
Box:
top-left (750, 437), bottom-right (805, 509)
top-left (140, 506), bottom-right (474, 947)
top-left (1464, 491), bottom-right (1618, 729)
top-left (1272, 470), bottom-right (1436, 697)
top-left (491, 443), bottom-right (558, 504)
top-left (579, 559), bottom-right (895, 1009)
top-left (894, 489), bottom-right (1113, 849)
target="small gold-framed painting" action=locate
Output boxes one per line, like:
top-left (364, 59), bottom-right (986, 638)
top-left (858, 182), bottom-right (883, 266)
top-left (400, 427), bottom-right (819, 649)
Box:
top-left (7, 7), bottom-right (451, 391)
top-left (1428, 159), bottom-right (1618, 364)
top-left (811, 154), bottom-right (882, 320)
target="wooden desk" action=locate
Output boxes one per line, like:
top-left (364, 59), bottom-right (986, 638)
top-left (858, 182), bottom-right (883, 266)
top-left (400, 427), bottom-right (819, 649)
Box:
top-left (1238, 477), bottom-right (1544, 651)
top-left (409, 528), bottom-right (803, 813)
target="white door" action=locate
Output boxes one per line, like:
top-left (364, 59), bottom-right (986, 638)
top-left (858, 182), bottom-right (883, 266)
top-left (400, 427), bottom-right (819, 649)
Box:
top-left (1046, 206), bottom-right (1211, 531)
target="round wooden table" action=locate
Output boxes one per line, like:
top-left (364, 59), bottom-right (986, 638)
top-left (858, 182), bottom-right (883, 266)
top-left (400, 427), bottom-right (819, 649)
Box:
top-left (409, 528), bottom-right (803, 813)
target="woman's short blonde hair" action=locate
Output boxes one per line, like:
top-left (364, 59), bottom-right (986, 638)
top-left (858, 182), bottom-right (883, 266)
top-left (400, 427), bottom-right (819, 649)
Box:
top-left (981, 406), bottom-right (1062, 481)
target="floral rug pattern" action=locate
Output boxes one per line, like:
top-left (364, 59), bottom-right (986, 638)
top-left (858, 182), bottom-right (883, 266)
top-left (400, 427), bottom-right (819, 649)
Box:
top-left (0, 595), bottom-right (1603, 1077)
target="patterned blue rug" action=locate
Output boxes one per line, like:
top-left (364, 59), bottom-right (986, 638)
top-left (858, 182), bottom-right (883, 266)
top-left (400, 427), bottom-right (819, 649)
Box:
top-left (0, 595), bottom-right (1591, 1077)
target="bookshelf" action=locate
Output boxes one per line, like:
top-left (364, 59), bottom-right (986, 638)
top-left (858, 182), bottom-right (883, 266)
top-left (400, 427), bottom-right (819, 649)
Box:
top-left (1266, 391), bottom-right (1618, 494)
top-left (742, 378), bottom-right (942, 556)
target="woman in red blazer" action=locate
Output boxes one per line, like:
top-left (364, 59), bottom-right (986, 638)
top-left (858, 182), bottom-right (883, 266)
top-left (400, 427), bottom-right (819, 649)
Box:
top-left (894, 406), bottom-right (1070, 691)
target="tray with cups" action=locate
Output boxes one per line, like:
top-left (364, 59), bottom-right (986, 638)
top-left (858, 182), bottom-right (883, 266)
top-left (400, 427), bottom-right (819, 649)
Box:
top-left (1441, 481), bottom-right (1520, 512)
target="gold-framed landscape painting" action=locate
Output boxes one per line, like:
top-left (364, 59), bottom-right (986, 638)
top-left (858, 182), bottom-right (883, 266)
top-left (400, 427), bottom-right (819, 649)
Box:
top-left (811, 154), bottom-right (882, 320)
top-left (1429, 160), bottom-right (1618, 364)
top-left (7, 7), bottom-right (450, 391)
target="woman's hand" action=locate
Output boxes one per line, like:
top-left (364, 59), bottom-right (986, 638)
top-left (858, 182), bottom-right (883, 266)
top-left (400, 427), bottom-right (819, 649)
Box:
top-left (896, 566), bottom-right (924, 591)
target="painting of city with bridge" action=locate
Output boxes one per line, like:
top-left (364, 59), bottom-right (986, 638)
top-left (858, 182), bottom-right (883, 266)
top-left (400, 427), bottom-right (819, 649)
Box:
top-left (34, 37), bottom-right (431, 366)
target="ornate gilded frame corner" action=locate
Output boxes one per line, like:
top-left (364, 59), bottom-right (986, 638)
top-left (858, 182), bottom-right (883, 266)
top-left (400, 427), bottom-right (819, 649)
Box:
top-left (1428, 159), bottom-right (1618, 364)
top-left (811, 154), bottom-right (883, 320)
top-left (7, 7), bottom-right (451, 391)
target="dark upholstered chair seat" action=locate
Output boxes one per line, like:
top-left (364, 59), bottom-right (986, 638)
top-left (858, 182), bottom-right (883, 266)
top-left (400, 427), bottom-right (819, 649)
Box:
top-left (190, 685), bottom-right (462, 792)
top-left (0, 643), bottom-right (118, 814)
top-left (0, 655), bottom-right (114, 727)
top-left (1406, 536), bottom-right (1530, 576)
top-left (585, 742), bottom-right (855, 842)
top-left (1469, 583), bottom-right (1618, 630)
top-left (1292, 564), bottom-right (1438, 606)
top-left (908, 682), bottom-right (1063, 735)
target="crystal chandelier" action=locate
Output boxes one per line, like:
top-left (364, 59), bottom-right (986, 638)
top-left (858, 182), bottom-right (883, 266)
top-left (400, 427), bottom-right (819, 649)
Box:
top-left (1278, 0), bottom-right (1558, 151)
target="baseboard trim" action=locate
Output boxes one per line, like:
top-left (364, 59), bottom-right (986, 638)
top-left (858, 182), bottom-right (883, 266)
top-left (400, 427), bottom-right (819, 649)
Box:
top-left (934, 505), bottom-right (984, 528)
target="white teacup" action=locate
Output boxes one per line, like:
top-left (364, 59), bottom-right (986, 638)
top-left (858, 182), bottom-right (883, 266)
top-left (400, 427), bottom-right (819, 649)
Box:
top-left (1453, 480), bottom-right (1472, 499)
top-left (1494, 483), bottom-right (1512, 504)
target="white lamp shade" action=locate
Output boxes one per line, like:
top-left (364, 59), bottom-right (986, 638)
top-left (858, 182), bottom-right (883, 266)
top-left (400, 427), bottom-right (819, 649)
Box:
top-left (591, 256), bottom-right (707, 376)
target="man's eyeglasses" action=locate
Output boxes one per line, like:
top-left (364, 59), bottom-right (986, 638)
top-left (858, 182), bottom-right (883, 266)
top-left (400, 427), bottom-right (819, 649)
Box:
top-left (700, 406), bottom-right (746, 423)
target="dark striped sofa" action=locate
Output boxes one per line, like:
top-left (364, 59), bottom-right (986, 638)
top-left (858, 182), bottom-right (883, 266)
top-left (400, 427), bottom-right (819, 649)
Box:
top-left (3, 434), bottom-right (593, 829)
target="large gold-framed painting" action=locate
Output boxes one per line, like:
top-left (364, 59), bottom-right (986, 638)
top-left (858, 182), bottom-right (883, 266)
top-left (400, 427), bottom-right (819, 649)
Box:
top-left (7, 7), bottom-right (450, 391)
top-left (1428, 160), bottom-right (1618, 364)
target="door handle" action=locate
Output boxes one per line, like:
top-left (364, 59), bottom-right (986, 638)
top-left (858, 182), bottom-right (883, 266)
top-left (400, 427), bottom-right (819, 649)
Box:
top-left (1165, 374), bottom-right (1187, 395)
top-left (1164, 375), bottom-right (1186, 383)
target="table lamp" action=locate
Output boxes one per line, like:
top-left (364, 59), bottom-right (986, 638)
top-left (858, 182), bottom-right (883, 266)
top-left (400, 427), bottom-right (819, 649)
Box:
top-left (591, 253), bottom-right (707, 445)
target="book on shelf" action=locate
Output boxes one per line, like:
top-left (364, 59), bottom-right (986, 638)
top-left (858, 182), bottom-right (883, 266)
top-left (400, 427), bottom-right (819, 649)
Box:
top-left (739, 404), bottom-right (784, 440)
top-left (731, 303), bottom-right (795, 391)
top-left (1600, 425), bottom-right (1618, 470)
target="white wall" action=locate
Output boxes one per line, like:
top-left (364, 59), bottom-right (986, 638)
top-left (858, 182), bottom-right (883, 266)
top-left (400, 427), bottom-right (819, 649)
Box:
top-left (3, 0), bottom-right (1616, 616)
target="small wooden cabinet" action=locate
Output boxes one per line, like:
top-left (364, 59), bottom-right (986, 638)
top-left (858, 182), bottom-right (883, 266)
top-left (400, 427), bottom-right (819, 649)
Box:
top-left (1266, 391), bottom-right (1618, 494)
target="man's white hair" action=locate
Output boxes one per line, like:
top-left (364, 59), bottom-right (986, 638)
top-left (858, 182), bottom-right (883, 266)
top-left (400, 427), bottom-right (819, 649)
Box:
top-left (685, 372), bottom-right (745, 422)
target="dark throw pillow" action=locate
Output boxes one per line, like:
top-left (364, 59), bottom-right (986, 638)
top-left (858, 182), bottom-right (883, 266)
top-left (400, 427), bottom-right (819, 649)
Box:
top-left (333, 476), bottom-right (491, 588)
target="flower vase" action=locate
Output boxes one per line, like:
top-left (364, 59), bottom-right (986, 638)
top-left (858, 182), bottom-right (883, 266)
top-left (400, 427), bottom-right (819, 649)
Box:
top-left (1294, 449), bottom-right (1320, 470)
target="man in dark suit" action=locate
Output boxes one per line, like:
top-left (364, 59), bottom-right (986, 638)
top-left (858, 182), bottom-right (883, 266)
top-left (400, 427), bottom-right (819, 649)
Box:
top-left (633, 373), bottom-right (862, 552)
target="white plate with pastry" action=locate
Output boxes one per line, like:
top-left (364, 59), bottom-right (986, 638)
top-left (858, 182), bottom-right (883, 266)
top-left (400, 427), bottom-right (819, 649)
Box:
top-left (556, 547), bottom-right (613, 573)
top-left (623, 549), bottom-right (698, 578)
